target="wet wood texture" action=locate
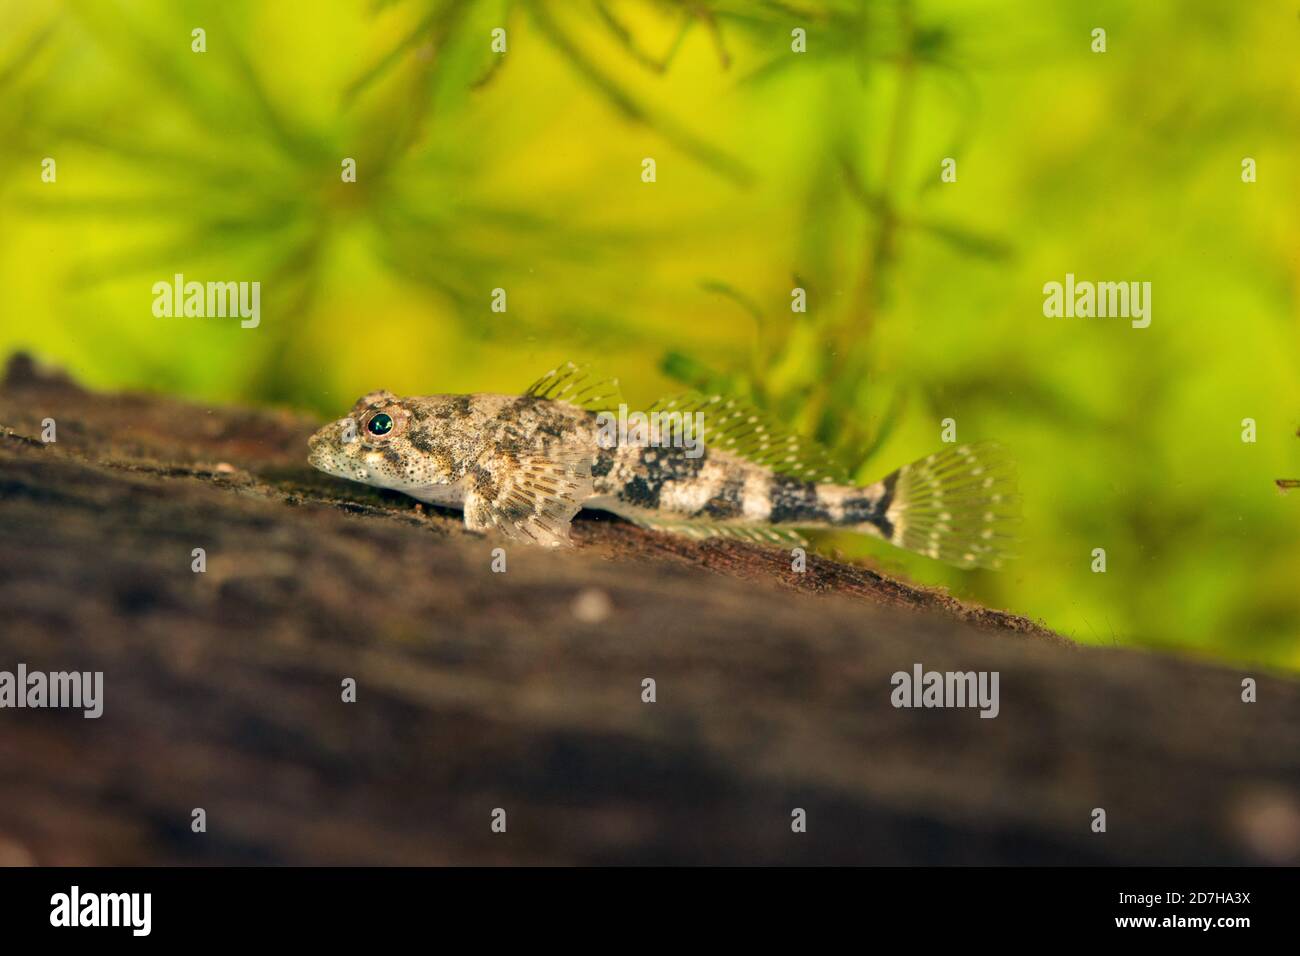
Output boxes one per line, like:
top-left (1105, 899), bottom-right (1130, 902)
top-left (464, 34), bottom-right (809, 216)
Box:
top-left (0, 354), bottom-right (1296, 865)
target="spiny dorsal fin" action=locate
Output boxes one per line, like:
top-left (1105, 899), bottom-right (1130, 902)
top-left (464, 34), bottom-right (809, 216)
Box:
top-left (649, 391), bottom-right (850, 485)
top-left (524, 362), bottom-right (623, 413)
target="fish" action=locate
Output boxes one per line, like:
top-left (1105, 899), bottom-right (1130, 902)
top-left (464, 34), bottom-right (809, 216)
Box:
top-left (307, 362), bottom-right (1019, 568)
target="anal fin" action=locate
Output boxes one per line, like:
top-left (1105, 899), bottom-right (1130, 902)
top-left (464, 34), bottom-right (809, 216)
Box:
top-left (628, 514), bottom-right (807, 548)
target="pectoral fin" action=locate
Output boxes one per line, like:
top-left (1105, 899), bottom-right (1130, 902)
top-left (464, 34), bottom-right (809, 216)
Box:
top-left (463, 449), bottom-right (594, 548)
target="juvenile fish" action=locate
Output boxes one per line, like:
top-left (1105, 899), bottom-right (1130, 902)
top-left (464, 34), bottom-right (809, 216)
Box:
top-left (307, 363), bottom-right (1018, 568)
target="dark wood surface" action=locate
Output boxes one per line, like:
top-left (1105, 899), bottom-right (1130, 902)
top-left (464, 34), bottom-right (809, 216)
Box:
top-left (0, 353), bottom-right (1296, 865)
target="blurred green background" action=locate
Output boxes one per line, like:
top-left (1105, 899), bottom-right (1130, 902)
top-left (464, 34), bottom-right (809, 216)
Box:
top-left (2, 0), bottom-right (1297, 668)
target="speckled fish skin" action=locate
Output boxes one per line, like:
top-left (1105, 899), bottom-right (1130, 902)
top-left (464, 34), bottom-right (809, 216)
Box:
top-left (308, 374), bottom-right (1018, 567)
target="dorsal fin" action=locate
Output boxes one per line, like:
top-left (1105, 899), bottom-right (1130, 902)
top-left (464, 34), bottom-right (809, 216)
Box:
top-left (649, 391), bottom-right (850, 484)
top-left (524, 362), bottom-right (623, 413)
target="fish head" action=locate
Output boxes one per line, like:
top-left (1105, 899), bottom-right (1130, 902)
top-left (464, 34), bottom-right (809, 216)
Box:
top-left (308, 390), bottom-right (466, 494)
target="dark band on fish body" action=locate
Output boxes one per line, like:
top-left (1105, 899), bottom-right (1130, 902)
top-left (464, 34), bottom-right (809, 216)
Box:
top-left (590, 448), bottom-right (616, 478)
top-left (842, 471), bottom-right (898, 538)
top-left (618, 446), bottom-right (709, 511)
top-left (621, 475), bottom-right (661, 510)
top-left (880, 469), bottom-right (898, 511)
top-left (768, 475), bottom-right (830, 525)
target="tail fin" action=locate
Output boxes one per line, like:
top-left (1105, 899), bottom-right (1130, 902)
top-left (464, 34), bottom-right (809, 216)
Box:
top-left (879, 442), bottom-right (1019, 570)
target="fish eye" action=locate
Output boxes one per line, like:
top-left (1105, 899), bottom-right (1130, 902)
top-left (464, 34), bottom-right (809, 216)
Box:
top-left (366, 412), bottom-right (394, 437)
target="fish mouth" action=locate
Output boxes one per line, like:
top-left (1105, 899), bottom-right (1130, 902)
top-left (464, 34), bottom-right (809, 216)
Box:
top-left (308, 454), bottom-right (351, 482)
top-left (306, 430), bottom-right (340, 475)
top-left (307, 418), bottom-right (351, 473)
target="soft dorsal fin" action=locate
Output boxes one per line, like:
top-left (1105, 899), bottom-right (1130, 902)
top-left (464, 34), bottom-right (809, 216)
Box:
top-left (649, 391), bottom-right (850, 484)
top-left (524, 362), bottom-right (623, 413)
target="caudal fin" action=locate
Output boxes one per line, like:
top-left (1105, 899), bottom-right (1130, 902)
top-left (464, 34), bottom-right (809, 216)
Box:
top-left (880, 442), bottom-right (1019, 570)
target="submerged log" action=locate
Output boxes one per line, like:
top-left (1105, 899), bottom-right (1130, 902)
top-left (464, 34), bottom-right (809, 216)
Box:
top-left (0, 353), bottom-right (1295, 865)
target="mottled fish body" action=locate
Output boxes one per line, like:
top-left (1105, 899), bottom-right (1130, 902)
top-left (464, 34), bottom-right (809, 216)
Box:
top-left (308, 364), bottom-right (1018, 568)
